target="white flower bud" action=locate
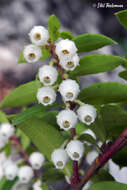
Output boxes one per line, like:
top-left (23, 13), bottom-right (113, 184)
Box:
top-left (59, 54), bottom-right (79, 71)
top-left (66, 140), bottom-right (84, 161)
top-left (37, 87), bottom-right (56, 106)
top-left (29, 152), bottom-right (45, 170)
top-left (0, 139), bottom-right (6, 149)
top-left (0, 123), bottom-right (15, 140)
top-left (59, 79), bottom-right (80, 102)
top-left (29, 26), bottom-right (49, 46)
top-left (55, 39), bottom-right (77, 60)
top-left (56, 109), bottom-right (77, 131)
top-left (18, 166), bottom-right (34, 184)
top-left (82, 129), bottom-right (96, 139)
top-left (51, 149), bottom-right (69, 169)
top-left (38, 65), bottom-right (58, 86)
top-left (33, 180), bottom-right (42, 190)
top-left (86, 151), bottom-right (98, 165)
top-left (4, 163), bottom-right (18, 180)
top-left (77, 104), bottom-right (97, 125)
top-left (23, 44), bottom-right (42, 63)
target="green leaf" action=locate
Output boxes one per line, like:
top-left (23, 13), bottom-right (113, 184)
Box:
top-left (0, 177), bottom-right (17, 190)
top-left (70, 54), bottom-right (126, 77)
top-left (115, 9), bottom-right (127, 30)
top-left (73, 33), bottom-right (116, 53)
top-left (79, 82), bottom-right (127, 105)
top-left (119, 70), bottom-right (127, 80)
top-left (12, 105), bottom-right (50, 125)
top-left (18, 118), bottom-right (72, 176)
top-left (48, 14), bottom-right (61, 42)
top-left (18, 49), bottom-right (27, 64)
top-left (100, 104), bottom-right (127, 138)
top-left (16, 129), bottom-right (30, 150)
top-left (92, 169), bottom-right (114, 183)
top-left (0, 80), bottom-right (42, 108)
top-left (78, 133), bottom-right (98, 146)
top-left (89, 181), bottom-right (127, 190)
top-left (4, 143), bottom-right (12, 157)
top-left (43, 168), bottom-right (64, 181)
top-left (60, 31), bottom-right (74, 40)
top-left (40, 47), bottom-right (51, 60)
top-left (75, 122), bottom-right (88, 136)
top-left (113, 146), bottom-right (127, 167)
top-left (41, 182), bottom-right (50, 190)
top-left (0, 111), bottom-right (8, 123)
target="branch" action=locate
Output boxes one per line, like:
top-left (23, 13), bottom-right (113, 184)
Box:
top-left (74, 127), bottom-right (127, 190)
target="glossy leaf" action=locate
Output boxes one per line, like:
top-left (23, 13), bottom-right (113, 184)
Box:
top-left (119, 70), bottom-right (127, 80)
top-left (41, 182), bottom-right (50, 190)
top-left (40, 47), bottom-right (51, 60)
top-left (60, 31), bottom-right (74, 40)
top-left (89, 181), bottom-right (127, 190)
top-left (70, 54), bottom-right (126, 77)
top-left (18, 118), bottom-right (72, 176)
top-left (43, 168), bottom-right (64, 181)
top-left (115, 9), bottom-right (127, 30)
top-left (0, 177), bottom-right (17, 190)
top-left (79, 82), bottom-right (127, 104)
top-left (0, 81), bottom-right (42, 108)
top-left (73, 33), bottom-right (116, 53)
top-left (48, 14), bottom-right (61, 42)
top-left (18, 49), bottom-right (26, 64)
top-left (0, 111), bottom-right (8, 123)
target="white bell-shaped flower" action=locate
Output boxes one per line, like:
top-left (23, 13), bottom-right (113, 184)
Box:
top-left (56, 109), bottom-right (77, 130)
top-left (55, 39), bottom-right (77, 60)
top-left (4, 163), bottom-right (18, 180)
top-left (66, 140), bottom-right (84, 161)
top-left (23, 44), bottom-right (42, 63)
top-left (108, 159), bottom-right (127, 184)
top-left (33, 180), bottom-right (42, 190)
top-left (29, 152), bottom-right (45, 170)
top-left (77, 104), bottom-right (97, 125)
top-left (29, 26), bottom-right (49, 46)
top-left (37, 87), bottom-right (56, 106)
top-left (59, 53), bottom-right (79, 71)
top-left (59, 79), bottom-right (80, 102)
top-left (0, 123), bottom-right (15, 140)
top-left (86, 151), bottom-right (98, 165)
top-left (18, 166), bottom-right (34, 184)
top-left (51, 148), bottom-right (69, 169)
top-left (38, 65), bottom-right (58, 86)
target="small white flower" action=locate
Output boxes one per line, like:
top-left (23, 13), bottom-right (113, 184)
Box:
top-left (29, 152), bottom-right (45, 170)
top-left (29, 26), bottom-right (49, 46)
top-left (0, 123), bottom-right (15, 140)
top-left (23, 44), bottom-right (42, 63)
top-left (59, 53), bottom-right (79, 71)
top-left (18, 166), bottom-right (34, 184)
top-left (109, 159), bottom-right (127, 184)
top-left (0, 136), bottom-right (7, 149)
top-left (56, 109), bottom-right (77, 131)
top-left (38, 65), bottom-right (58, 86)
top-left (33, 180), bottom-right (42, 190)
top-left (59, 79), bottom-right (80, 102)
top-left (77, 104), bottom-right (97, 125)
top-left (37, 87), bottom-right (56, 106)
top-left (51, 148), bottom-right (69, 169)
top-left (55, 39), bottom-right (77, 60)
top-left (86, 151), bottom-right (98, 165)
top-left (66, 140), bottom-right (84, 161)
top-left (82, 129), bottom-right (96, 146)
top-left (4, 163), bottom-right (18, 180)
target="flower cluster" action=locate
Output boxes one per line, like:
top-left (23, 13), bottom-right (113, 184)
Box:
top-left (2, 151), bottom-right (45, 188)
top-left (23, 26), bottom-right (98, 175)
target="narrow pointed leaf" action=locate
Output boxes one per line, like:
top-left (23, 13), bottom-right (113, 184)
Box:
top-left (0, 81), bottom-right (42, 108)
top-left (79, 82), bottom-right (127, 104)
top-left (73, 33), bottom-right (116, 53)
top-left (70, 54), bottom-right (126, 77)
top-left (115, 9), bottom-right (127, 30)
top-left (119, 70), bottom-right (127, 80)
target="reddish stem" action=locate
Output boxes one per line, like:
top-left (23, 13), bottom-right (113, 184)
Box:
top-left (74, 127), bottom-right (127, 190)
